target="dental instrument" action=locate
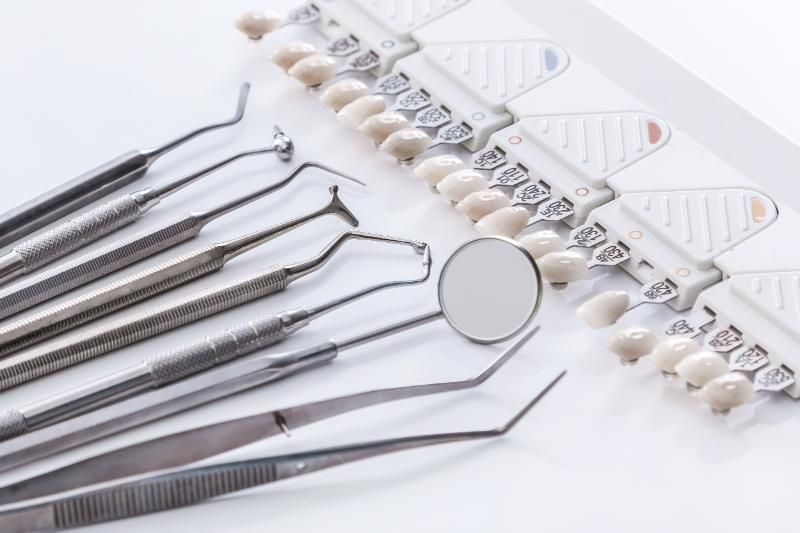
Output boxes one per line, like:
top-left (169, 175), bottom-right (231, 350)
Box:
top-left (0, 83), bottom-right (251, 249)
top-left (0, 127), bottom-right (293, 286)
top-left (0, 235), bottom-right (543, 471)
top-left (0, 162), bottom-right (365, 321)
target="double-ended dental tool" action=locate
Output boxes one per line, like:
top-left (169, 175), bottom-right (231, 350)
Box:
top-left (0, 228), bottom-right (434, 394)
top-left (0, 234), bottom-right (428, 441)
top-left (0, 126), bottom-right (294, 286)
top-left (0, 161), bottom-right (365, 321)
top-left (0, 366), bottom-right (564, 531)
top-left (0, 236), bottom-right (543, 469)
top-left (0, 83), bottom-right (252, 250)
top-left (0, 185), bottom-right (353, 358)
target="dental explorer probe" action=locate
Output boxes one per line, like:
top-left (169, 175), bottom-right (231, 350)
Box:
top-left (0, 126), bottom-right (294, 286)
top-left (0, 233), bottom-right (429, 440)
top-left (0, 373), bottom-right (565, 531)
top-left (0, 83), bottom-right (252, 249)
top-left (0, 327), bottom-right (541, 506)
top-left (0, 185), bottom-right (354, 358)
top-left (0, 161), bottom-right (366, 321)
top-left (0, 229), bottom-right (430, 392)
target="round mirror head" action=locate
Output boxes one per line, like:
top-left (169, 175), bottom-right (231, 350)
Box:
top-left (438, 236), bottom-right (542, 344)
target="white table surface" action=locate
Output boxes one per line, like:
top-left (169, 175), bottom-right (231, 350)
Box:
top-left (0, 2), bottom-right (798, 532)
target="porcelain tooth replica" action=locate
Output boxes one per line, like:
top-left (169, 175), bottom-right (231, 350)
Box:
top-left (319, 79), bottom-right (369, 111)
top-left (456, 190), bottom-right (512, 221)
top-left (675, 351), bottom-right (729, 389)
top-left (539, 251), bottom-right (588, 286)
top-left (519, 230), bottom-right (566, 260)
top-left (359, 112), bottom-right (410, 144)
top-left (606, 326), bottom-right (658, 364)
top-left (234, 11), bottom-right (281, 40)
top-left (380, 128), bottom-right (432, 162)
top-left (436, 170), bottom-right (489, 202)
top-left (698, 373), bottom-right (755, 413)
top-left (270, 41), bottom-right (318, 72)
top-left (474, 207), bottom-right (529, 238)
top-left (576, 290), bottom-right (629, 329)
top-left (288, 54), bottom-right (338, 87)
top-left (650, 337), bottom-right (701, 375)
top-left (413, 155), bottom-right (467, 187)
top-left (337, 95), bottom-right (387, 128)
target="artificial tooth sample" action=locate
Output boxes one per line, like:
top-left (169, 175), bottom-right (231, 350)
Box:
top-left (270, 41), bottom-right (317, 71)
top-left (539, 251), bottom-right (589, 285)
top-left (359, 112), bottom-right (410, 144)
top-left (474, 207), bottom-right (529, 238)
top-left (414, 155), bottom-right (466, 187)
top-left (576, 290), bottom-right (630, 329)
top-left (436, 170), bottom-right (489, 202)
top-left (675, 351), bottom-right (729, 389)
top-left (234, 11), bottom-right (281, 39)
top-left (320, 79), bottom-right (370, 111)
top-left (650, 337), bottom-right (701, 375)
top-left (519, 230), bottom-right (566, 260)
top-left (337, 95), bottom-right (386, 128)
top-left (606, 326), bottom-right (658, 364)
top-left (288, 54), bottom-right (338, 87)
top-left (456, 190), bottom-right (512, 221)
top-left (380, 128), bottom-right (432, 162)
top-left (698, 373), bottom-right (755, 413)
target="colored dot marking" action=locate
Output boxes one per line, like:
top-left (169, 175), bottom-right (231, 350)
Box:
top-left (677, 268), bottom-right (691, 277)
top-left (382, 40), bottom-right (395, 48)
top-left (472, 112), bottom-right (485, 121)
top-left (509, 136), bottom-right (522, 145)
top-left (750, 197), bottom-right (768, 223)
top-left (646, 121), bottom-right (663, 144)
top-left (575, 188), bottom-right (589, 197)
top-left (629, 230), bottom-right (643, 240)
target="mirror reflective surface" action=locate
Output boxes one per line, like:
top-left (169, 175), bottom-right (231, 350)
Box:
top-left (438, 237), bottom-right (542, 343)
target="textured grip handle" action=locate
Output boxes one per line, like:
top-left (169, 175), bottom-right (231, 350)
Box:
top-left (13, 195), bottom-right (142, 273)
top-left (0, 267), bottom-right (289, 390)
top-left (145, 314), bottom-right (286, 386)
top-left (53, 461), bottom-right (278, 528)
top-left (0, 213), bottom-right (202, 321)
top-left (0, 409), bottom-right (27, 442)
top-left (0, 245), bottom-right (227, 358)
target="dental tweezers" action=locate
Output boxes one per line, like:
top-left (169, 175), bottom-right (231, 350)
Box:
top-left (0, 185), bottom-right (355, 358)
top-left (0, 336), bottom-right (563, 531)
top-left (0, 126), bottom-right (294, 286)
top-left (0, 83), bottom-right (252, 249)
top-left (0, 161), bottom-right (365, 321)
top-left (0, 230), bottom-right (428, 394)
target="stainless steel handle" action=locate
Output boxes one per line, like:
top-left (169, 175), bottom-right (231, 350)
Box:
top-left (9, 195), bottom-right (144, 275)
top-left (0, 151), bottom-right (150, 249)
top-left (0, 245), bottom-right (227, 358)
top-left (0, 213), bottom-right (203, 321)
top-left (145, 314), bottom-right (287, 386)
top-left (0, 266), bottom-right (289, 390)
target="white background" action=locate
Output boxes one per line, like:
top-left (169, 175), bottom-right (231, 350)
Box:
top-left (1, 1), bottom-right (799, 532)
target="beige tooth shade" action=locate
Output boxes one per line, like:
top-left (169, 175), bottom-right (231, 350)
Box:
top-left (649, 337), bottom-right (701, 375)
top-left (359, 112), bottom-right (410, 144)
top-left (539, 251), bottom-right (588, 285)
top-left (288, 54), bottom-right (338, 87)
top-left (320, 79), bottom-right (369, 111)
top-left (675, 351), bottom-right (729, 389)
top-left (436, 170), bottom-right (489, 202)
top-left (519, 230), bottom-right (566, 260)
top-left (413, 155), bottom-right (467, 187)
top-left (606, 326), bottom-right (658, 364)
top-left (575, 290), bottom-right (630, 329)
top-left (380, 128), bottom-right (432, 161)
top-left (474, 207), bottom-right (529, 238)
top-left (234, 11), bottom-right (281, 40)
top-left (270, 41), bottom-right (317, 72)
top-left (456, 190), bottom-right (511, 221)
top-left (698, 373), bottom-right (755, 413)
top-left (337, 95), bottom-right (386, 129)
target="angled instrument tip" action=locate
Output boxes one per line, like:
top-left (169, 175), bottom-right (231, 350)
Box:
top-left (498, 370), bottom-right (566, 435)
top-left (301, 161), bottom-right (367, 187)
top-left (326, 185), bottom-right (359, 227)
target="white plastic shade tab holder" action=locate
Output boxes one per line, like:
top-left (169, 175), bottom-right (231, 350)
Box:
top-left (663, 308), bottom-right (716, 338)
top-left (729, 345), bottom-right (770, 372)
top-left (373, 73), bottom-right (412, 95)
top-left (566, 223), bottom-right (606, 249)
top-left (627, 279), bottom-right (678, 310)
top-left (703, 326), bottom-right (744, 354)
top-left (527, 198), bottom-right (574, 226)
top-left (472, 147), bottom-right (507, 171)
top-left (414, 106), bottom-right (451, 129)
top-left (586, 242), bottom-right (630, 269)
top-left (511, 182), bottom-right (550, 207)
top-left (754, 365), bottom-right (796, 392)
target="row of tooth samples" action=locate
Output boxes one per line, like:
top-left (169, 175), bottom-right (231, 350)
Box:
top-left (604, 326), bottom-right (755, 413)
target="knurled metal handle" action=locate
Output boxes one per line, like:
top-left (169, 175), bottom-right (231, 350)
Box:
top-left (52, 461), bottom-right (279, 528)
top-left (0, 213), bottom-right (203, 321)
top-left (0, 245), bottom-right (227, 358)
top-left (0, 266), bottom-right (289, 390)
top-left (12, 195), bottom-right (143, 273)
top-left (145, 314), bottom-right (287, 386)
top-left (0, 408), bottom-right (27, 442)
